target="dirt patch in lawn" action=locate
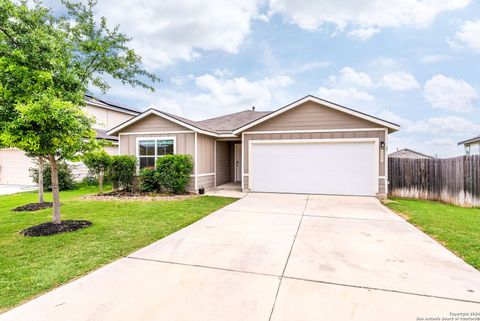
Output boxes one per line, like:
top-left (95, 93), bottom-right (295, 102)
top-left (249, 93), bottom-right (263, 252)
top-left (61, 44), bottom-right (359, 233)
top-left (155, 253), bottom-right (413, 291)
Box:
top-left (20, 220), bottom-right (92, 237)
top-left (81, 190), bottom-right (197, 201)
top-left (12, 202), bottom-right (54, 212)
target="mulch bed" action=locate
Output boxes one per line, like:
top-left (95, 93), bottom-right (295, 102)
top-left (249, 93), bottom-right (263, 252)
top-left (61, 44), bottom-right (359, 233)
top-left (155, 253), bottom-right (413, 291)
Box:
top-left (12, 202), bottom-right (54, 212)
top-left (81, 190), bottom-right (196, 201)
top-left (20, 220), bottom-right (92, 237)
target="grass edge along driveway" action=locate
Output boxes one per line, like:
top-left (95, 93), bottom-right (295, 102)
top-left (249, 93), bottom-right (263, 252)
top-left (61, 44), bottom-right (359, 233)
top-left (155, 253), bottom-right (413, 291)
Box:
top-left (386, 197), bottom-right (480, 271)
top-left (0, 187), bottom-right (237, 311)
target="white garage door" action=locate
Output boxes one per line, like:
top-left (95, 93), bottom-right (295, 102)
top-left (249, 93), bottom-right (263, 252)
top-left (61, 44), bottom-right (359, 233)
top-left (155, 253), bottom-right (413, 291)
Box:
top-left (250, 140), bottom-right (377, 196)
top-left (0, 149), bottom-right (36, 185)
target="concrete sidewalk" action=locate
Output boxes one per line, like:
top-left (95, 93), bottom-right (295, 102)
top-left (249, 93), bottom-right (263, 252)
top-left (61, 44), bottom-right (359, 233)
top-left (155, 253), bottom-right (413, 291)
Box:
top-left (1, 194), bottom-right (479, 321)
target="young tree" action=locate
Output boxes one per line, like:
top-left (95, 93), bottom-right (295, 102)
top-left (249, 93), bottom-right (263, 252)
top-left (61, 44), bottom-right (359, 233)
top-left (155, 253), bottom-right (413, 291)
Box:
top-left (0, 0), bottom-right (159, 224)
top-left (83, 150), bottom-right (111, 193)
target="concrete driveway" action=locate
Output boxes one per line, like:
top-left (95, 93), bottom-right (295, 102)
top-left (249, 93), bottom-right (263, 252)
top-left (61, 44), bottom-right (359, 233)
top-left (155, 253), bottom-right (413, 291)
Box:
top-left (2, 194), bottom-right (480, 321)
top-left (0, 185), bottom-right (37, 195)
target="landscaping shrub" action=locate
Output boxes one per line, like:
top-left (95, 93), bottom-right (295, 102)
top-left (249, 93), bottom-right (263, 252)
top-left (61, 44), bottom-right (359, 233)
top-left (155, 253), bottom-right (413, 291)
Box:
top-left (156, 155), bottom-right (193, 194)
top-left (140, 168), bottom-right (161, 192)
top-left (108, 155), bottom-right (136, 191)
top-left (83, 150), bottom-right (111, 192)
top-left (30, 161), bottom-right (76, 191)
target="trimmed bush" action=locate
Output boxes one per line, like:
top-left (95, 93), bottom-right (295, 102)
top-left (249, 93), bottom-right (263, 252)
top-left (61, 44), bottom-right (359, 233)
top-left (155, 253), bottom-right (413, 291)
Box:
top-left (83, 150), bottom-right (111, 192)
top-left (108, 155), bottom-right (137, 191)
top-left (30, 161), bottom-right (76, 191)
top-left (156, 155), bottom-right (193, 194)
top-left (140, 168), bottom-right (161, 192)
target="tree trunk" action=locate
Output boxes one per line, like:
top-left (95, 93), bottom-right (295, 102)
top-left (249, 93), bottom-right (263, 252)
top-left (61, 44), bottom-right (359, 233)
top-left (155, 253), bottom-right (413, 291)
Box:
top-left (38, 157), bottom-right (45, 204)
top-left (99, 171), bottom-right (104, 193)
top-left (48, 154), bottom-right (61, 224)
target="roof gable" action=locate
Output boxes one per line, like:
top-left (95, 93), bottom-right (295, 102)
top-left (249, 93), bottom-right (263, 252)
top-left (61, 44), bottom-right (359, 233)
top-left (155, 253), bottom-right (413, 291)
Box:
top-left (233, 95), bottom-right (400, 134)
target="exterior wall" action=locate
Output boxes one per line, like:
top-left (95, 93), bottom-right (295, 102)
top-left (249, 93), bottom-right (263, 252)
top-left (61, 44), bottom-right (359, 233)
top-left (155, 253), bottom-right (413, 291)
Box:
top-left (466, 142), bottom-right (480, 155)
top-left (242, 130), bottom-right (387, 194)
top-left (196, 134), bottom-right (215, 175)
top-left (215, 141), bottom-right (231, 186)
top-left (0, 148), bottom-right (36, 185)
top-left (104, 145), bottom-right (118, 156)
top-left (197, 175), bottom-right (215, 190)
top-left (120, 114), bottom-right (189, 132)
top-left (249, 101), bottom-right (381, 132)
top-left (84, 104), bottom-right (134, 130)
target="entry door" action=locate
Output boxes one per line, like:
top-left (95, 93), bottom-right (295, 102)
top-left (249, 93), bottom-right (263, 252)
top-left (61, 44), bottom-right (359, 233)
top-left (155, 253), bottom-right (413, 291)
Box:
top-left (250, 141), bottom-right (377, 196)
top-left (234, 144), bottom-right (242, 182)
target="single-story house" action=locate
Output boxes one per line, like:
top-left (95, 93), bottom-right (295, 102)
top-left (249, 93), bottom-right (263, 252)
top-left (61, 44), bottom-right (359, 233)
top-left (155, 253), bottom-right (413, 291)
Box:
top-left (0, 95), bottom-right (139, 185)
top-left (388, 148), bottom-right (433, 159)
top-left (108, 95), bottom-right (400, 197)
top-left (458, 135), bottom-right (480, 155)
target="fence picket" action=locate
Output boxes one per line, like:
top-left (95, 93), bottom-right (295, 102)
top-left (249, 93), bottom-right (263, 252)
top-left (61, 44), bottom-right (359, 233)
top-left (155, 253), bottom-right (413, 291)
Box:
top-left (388, 155), bottom-right (480, 207)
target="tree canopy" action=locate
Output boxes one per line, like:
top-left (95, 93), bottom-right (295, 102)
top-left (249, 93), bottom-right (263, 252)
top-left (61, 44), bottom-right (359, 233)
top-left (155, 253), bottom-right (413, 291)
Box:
top-left (0, 0), bottom-right (159, 223)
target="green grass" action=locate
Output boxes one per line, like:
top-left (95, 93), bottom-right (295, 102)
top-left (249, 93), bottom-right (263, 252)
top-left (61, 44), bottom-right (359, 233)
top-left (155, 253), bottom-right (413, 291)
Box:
top-left (0, 186), bottom-right (236, 311)
top-left (385, 198), bottom-right (480, 270)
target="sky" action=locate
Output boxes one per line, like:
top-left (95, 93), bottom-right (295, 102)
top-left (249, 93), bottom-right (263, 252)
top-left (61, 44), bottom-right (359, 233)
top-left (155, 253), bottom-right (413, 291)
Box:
top-left (73, 0), bottom-right (480, 157)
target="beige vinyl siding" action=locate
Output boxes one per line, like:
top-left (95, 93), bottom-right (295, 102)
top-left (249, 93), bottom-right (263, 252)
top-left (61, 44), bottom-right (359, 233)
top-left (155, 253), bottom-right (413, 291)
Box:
top-left (197, 175), bottom-right (215, 190)
top-left (196, 134), bottom-right (215, 175)
top-left (104, 145), bottom-right (118, 156)
top-left (84, 104), bottom-right (134, 130)
top-left (120, 114), bottom-right (190, 132)
top-left (215, 141), bottom-right (231, 186)
top-left (242, 130), bottom-right (387, 194)
top-left (249, 101), bottom-right (381, 132)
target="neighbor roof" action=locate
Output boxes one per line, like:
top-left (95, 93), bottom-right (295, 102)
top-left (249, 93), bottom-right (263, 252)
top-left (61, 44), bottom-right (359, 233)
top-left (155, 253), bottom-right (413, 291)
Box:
top-left (388, 148), bottom-right (433, 159)
top-left (85, 94), bottom-right (141, 115)
top-left (107, 95), bottom-right (400, 136)
top-left (94, 129), bottom-right (118, 142)
top-left (458, 135), bottom-right (480, 145)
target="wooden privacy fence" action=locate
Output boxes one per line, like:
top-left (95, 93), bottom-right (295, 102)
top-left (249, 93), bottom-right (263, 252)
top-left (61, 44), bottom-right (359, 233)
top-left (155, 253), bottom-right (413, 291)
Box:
top-left (388, 155), bottom-right (480, 207)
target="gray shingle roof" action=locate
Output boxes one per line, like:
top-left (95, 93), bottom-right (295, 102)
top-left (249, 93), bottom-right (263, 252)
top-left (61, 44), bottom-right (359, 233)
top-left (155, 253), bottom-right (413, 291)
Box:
top-left (198, 110), bottom-right (271, 133)
top-left (95, 129), bottom-right (118, 142)
top-left (85, 94), bottom-right (141, 114)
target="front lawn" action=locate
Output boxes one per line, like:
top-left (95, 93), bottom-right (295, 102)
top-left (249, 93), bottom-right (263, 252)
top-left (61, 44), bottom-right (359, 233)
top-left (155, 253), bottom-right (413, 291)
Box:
top-left (386, 198), bottom-right (480, 270)
top-left (0, 186), bottom-right (236, 311)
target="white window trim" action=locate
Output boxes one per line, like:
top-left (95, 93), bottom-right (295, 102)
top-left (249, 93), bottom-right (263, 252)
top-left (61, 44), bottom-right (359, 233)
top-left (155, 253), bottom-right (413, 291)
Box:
top-left (135, 136), bottom-right (177, 171)
top-left (247, 138), bottom-right (380, 195)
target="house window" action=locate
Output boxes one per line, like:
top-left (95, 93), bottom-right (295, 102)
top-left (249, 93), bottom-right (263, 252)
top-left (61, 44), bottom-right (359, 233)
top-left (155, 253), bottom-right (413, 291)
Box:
top-left (138, 138), bottom-right (175, 169)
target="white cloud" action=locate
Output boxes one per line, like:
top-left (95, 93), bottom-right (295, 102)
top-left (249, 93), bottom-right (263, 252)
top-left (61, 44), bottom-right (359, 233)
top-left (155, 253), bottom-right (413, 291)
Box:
top-left (423, 74), bottom-right (477, 112)
top-left (289, 61), bottom-right (331, 74)
top-left (406, 116), bottom-right (480, 134)
top-left (380, 72), bottom-right (419, 91)
top-left (268, 0), bottom-right (470, 32)
top-left (420, 54), bottom-right (452, 64)
top-left (328, 67), bottom-right (373, 88)
top-left (378, 110), bottom-right (412, 127)
top-left (94, 0), bottom-right (260, 68)
top-left (152, 73), bottom-right (294, 119)
top-left (450, 20), bottom-right (480, 53)
top-left (385, 113), bottom-right (480, 157)
top-left (347, 28), bottom-right (380, 41)
top-left (170, 74), bottom-right (195, 86)
top-left (316, 87), bottom-right (374, 107)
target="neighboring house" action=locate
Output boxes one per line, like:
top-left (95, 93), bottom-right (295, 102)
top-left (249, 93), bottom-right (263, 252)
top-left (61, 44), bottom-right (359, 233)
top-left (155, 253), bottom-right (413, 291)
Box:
top-left (0, 95), bottom-right (139, 185)
top-left (458, 135), bottom-right (480, 155)
top-left (108, 95), bottom-right (400, 197)
top-left (388, 148), bottom-right (433, 159)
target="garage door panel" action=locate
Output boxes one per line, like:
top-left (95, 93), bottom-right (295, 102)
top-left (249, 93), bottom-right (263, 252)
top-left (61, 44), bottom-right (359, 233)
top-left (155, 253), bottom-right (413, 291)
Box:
top-left (250, 141), bottom-right (376, 196)
top-left (0, 149), bottom-right (36, 185)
